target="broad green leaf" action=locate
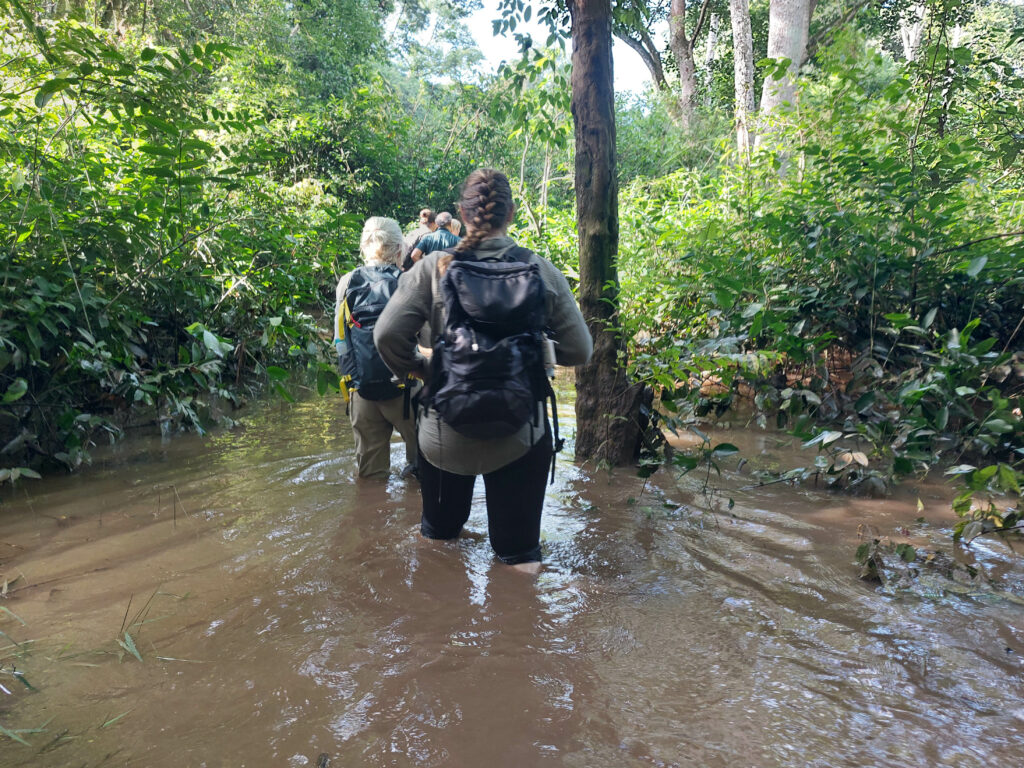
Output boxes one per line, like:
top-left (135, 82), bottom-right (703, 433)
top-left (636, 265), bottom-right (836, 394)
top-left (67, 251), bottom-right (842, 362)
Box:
top-left (997, 463), bottom-right (1020, 494)
top-left (802, 430), bottom-right (843, 448)
top-left (854, 391), bottom-right (876, 412)
top-left (139, 144), bottom-right (178, 158)
top-left (983, 419), bottom-right (1014, 434)
top-left (3, 378), bottom-right (28, 403)
top-left (273, 382), bottom-right (295, 403)
top-left (266, 366), bottom-right (289, 381)
top-left (35, 78), bottom-right (71, 109)
top-left (966, 256), bottom-right (987, 277)
top-left (202, 330), bottom-right (223, 357)
top-left (895, 544), bottom-right (916, 563)
top-left (976, 465), bottom-right (998, 483)
top-left (673, 454), bottom-right (699, 471)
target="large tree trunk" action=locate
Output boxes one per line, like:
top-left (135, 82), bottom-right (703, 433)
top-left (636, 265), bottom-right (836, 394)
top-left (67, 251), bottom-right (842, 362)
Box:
top-left (758, 0), bottom-right (814, 117)
top-left (730, 0), bottom-right (755, 155)
top-left (570, 0), bottom-right (642, 466)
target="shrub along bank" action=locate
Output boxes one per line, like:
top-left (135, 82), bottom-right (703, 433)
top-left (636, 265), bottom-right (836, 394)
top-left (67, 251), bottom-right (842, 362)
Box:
top-left (515, 34), bottom-right (1023, 541)
top-left (0, 13), bottom-right (353, 483)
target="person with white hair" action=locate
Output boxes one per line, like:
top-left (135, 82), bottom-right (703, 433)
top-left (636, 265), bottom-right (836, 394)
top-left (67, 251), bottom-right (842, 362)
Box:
top-left (334, 217), bottom-right (418, 479)
top-left (408, 211), bottom-right (460, 266)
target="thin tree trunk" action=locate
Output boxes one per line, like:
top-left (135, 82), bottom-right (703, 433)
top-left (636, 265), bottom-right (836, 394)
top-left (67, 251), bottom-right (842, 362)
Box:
top-left (101, 0), bottom-right (125, 35)
top-left (570, 0), bottom-right (642, 466)
top-left (540, 149), bottom-right (552, 215)
top-left (668, 0), bottom-right (696, 128)
top-left (677, 49), bottom-right (698, 128)
top-left (614, 29), bottom-right (668, 91)
top-left (702, 13), bottom-right (720, 105)
top-left (730, 0), bottom-right (755, 155)
top-left (900, 4), bottom-right (926, 61)
top-left (758, 0), bottom-right (814, 117)
top-left (669, 0), bottom-right (714, 129)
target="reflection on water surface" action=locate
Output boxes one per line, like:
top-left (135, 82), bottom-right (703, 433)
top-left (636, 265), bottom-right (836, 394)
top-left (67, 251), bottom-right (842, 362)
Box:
top-left (1, 396), bottom-right (1022, 767)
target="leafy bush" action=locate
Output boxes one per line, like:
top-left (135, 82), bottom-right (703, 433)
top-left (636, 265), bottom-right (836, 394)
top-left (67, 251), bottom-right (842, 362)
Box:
top-left (0, 11), bottom-right (356, 478)
top-left (614, 32), bottom-right (1024, 486)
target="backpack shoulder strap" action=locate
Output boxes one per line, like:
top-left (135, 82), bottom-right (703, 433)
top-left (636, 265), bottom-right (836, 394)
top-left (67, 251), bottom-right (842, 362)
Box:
top-left (337, 268), bottom-right (361, 351)
top-left (344, 265), bottom-right (368, 298)
top-left (441, 246), bottom-right (471, 262)
top-left (369, 263), bottom-right (400, 279)
top-left (501, 246), bottom-right (535, 264)
top-left (443, 245), bottom-right (535, 264)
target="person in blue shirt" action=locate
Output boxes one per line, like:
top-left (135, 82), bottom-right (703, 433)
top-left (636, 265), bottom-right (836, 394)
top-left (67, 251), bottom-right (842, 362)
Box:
top-left (408, 211), bottom-right (460, 266)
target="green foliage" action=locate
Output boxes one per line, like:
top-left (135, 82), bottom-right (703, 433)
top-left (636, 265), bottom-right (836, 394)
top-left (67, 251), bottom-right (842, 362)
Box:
top-left (947, 461), bottom-right (1023, 542)
top-left (0, 0), bottom-right (519, 482)
top-left (614, 30), bottom-right (1024, 493)
top-left (0, 7), bottom-right (361, 475)
top-left (616, 91), bottom-right (730, 183)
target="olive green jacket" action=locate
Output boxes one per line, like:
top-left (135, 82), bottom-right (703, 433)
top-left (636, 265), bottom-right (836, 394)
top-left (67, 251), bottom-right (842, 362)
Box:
top-left (374, 236), bottom-right (593, 475)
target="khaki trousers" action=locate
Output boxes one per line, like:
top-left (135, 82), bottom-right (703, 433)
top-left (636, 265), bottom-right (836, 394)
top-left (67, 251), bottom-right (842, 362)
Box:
top-left (349, 389), bottom-right (417, 479)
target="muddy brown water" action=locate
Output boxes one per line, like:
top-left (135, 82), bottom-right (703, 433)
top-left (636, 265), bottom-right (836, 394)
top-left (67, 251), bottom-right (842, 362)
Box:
top-left (1, 394), bottom-right (1023, 767)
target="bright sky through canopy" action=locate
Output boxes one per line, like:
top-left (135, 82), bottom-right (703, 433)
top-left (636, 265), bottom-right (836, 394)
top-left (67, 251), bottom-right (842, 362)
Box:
top-left (466, 2), bottom-right (654, 94)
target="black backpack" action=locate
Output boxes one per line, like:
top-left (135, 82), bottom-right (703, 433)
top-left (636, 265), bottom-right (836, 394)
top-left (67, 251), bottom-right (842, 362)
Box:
top-left (339, 265), bottom-right (403, 401)
top-left (425, 247), bottom-right (553, 440)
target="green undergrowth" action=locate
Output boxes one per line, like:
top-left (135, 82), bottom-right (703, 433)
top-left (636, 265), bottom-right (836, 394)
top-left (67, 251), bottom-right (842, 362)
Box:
top-left (1, 9), bottom-right (351, 486)
top-left (516, 31), bottom-right (1024, 543)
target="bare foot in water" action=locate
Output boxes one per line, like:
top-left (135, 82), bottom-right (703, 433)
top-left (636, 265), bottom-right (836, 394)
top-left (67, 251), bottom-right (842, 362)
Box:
top-left (508, 561), bottom-right (542, 575)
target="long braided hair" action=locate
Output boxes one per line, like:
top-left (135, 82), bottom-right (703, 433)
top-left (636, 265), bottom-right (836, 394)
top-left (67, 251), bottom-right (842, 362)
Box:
top-left (439, 169), bottom-right (514, 274)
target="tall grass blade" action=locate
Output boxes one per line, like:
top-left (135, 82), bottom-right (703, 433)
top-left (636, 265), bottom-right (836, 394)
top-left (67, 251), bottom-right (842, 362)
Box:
top-left (0, 606), bottom-right (26, 625)
top-left (0, 722), bottom-right (31, 745)
top-left (11, 669), bottom-right (36, 690)
top-left (100, 710), bottom-right (132, 729)
top-left (0, 628), bottom-right (22, 648)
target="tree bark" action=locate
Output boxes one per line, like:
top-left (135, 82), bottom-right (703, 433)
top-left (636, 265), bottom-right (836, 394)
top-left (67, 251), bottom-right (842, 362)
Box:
top-left (702, 13), bottom-right (720, 104)
top-left (540, 149), bottom-right (552, 214)
top-left (570, 0), bottom-right (641, 466)
top-left (899, 3), bottom-right (926, 61)
top-left (668, 0), bottom-right (715, 129)
top-left (668, 0), bottom-right (696, 128)
top-left (101, 0), bottom-right (126, 35)
top-left (729, 0), bottom-right (755, 155)
top-left (758, 0), bottom-right (814, 117)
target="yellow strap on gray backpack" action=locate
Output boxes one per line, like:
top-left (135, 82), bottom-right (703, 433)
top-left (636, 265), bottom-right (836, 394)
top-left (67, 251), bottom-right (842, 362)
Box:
top-left (337, 296), bottom-right (353, 401)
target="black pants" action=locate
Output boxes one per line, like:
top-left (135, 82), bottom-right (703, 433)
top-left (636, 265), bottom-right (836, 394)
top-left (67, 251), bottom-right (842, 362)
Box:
top-left (418, 426), bottom-right (553, 565)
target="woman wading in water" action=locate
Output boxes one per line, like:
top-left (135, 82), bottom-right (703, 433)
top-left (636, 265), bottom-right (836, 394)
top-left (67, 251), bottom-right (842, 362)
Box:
top-left (374, 169), bottom-right (592, 573)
